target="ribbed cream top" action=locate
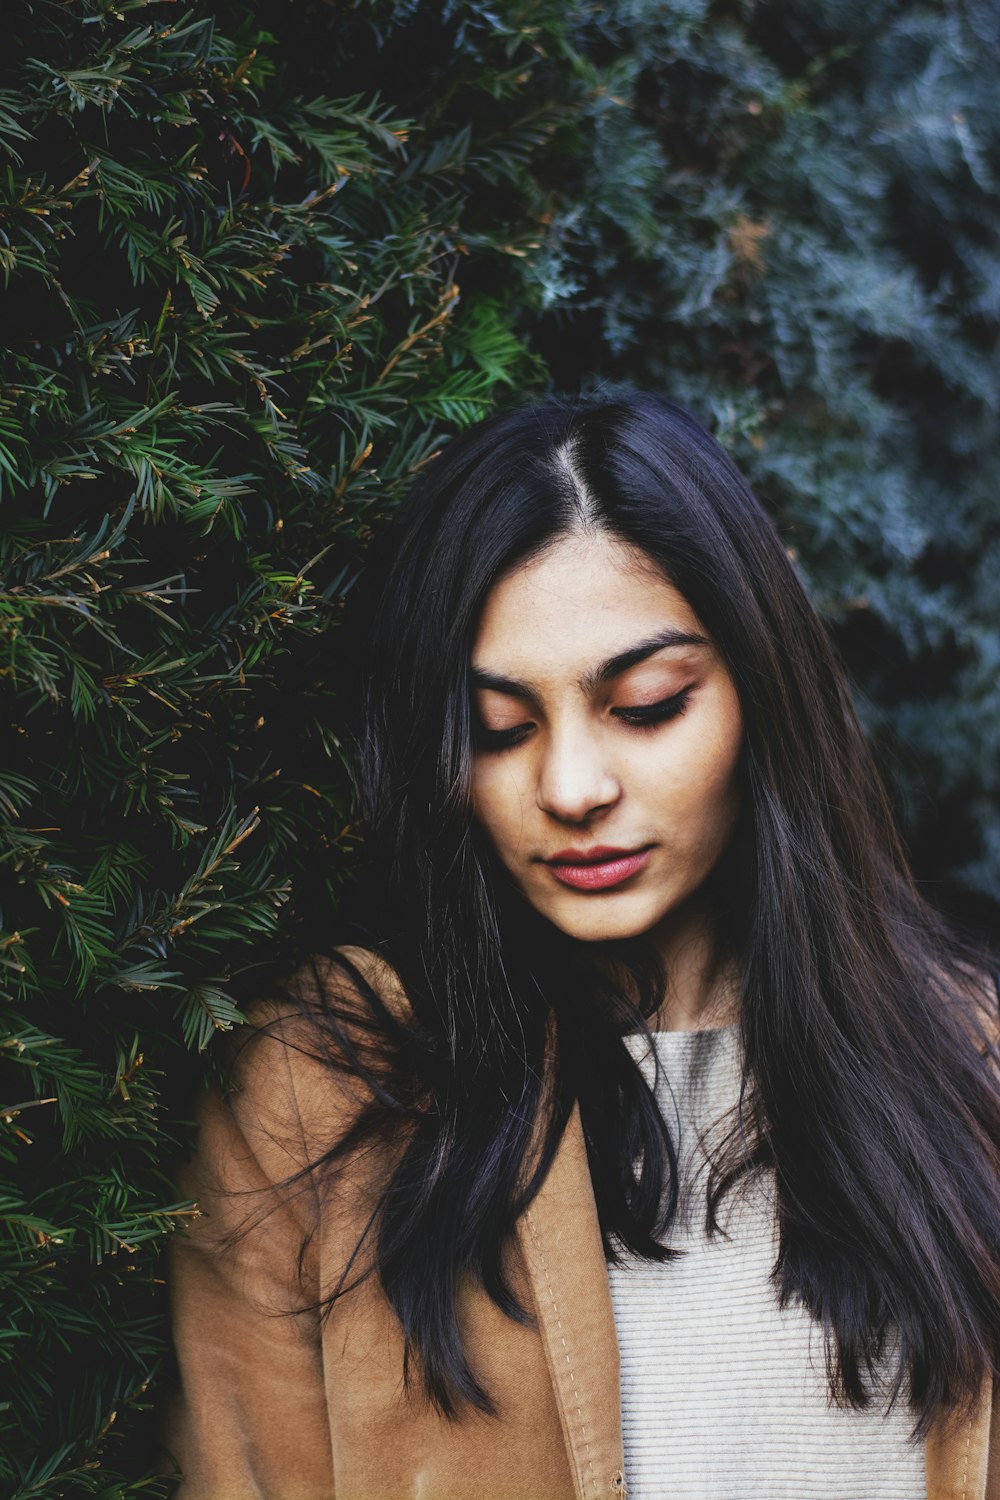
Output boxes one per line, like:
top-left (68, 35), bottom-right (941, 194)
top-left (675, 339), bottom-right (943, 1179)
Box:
top-left (607, 1026), bottom-right (925, 1499)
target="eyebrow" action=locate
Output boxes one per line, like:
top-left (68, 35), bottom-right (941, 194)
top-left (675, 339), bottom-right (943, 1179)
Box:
top-left (471, 627), bottom-right (711, 700)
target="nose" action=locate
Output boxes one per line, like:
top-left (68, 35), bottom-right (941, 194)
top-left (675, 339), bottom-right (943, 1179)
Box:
top-left (536, 726), bottom-right (621, 824)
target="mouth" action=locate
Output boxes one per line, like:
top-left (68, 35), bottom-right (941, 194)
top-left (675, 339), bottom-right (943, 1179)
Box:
top-left (543, 845), bottom-right (653, 892)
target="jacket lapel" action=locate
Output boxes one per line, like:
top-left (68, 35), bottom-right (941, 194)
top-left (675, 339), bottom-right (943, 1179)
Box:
top-left (925, 1376), bottom-right (995, 1500)
top-left (516, 1102), bottom-right (627, 1500)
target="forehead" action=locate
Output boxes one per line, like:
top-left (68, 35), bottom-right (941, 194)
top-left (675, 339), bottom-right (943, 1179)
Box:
top-left (472, 532), bottom-right (704, 674)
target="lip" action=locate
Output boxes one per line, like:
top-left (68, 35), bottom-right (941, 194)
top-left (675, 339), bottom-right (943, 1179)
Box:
top-left (544, 845), bottom-right (652, 892)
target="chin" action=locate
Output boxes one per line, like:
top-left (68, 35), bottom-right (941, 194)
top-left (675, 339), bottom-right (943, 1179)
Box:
top-left (541, 899), bottom-right (666, 945)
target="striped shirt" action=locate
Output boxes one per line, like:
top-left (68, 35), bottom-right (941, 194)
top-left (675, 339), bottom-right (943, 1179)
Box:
top-left (607, 1026), bottom-right (924, 1499)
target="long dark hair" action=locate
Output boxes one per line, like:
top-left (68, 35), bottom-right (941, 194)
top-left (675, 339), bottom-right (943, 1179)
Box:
top-left (265, 390), bottom-right (1000, 1433)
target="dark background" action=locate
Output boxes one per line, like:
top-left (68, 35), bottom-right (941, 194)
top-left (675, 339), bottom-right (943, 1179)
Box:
top-left (1, 0), bottom-right (998, 1490)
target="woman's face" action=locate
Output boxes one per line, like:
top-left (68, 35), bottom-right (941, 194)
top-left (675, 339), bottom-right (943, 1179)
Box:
top-left (470, 530), bottom-right (743, 950)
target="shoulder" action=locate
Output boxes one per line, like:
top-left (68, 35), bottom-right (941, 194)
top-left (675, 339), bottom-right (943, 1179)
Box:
top-left (943, 960), bottom-right (1000, 1074)
top-left (327, 944), bottom-right (413, 1020)
top-left (219, 945), bottom-right (414, 1171)
top-left (174, 947), bottom-right (414, 1253)
top-left (243, 945), bottom-right (413, 1037)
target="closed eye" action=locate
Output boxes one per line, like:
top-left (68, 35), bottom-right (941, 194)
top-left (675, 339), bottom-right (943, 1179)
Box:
top-left (474, 687), bottom-right (693, 749)
top-left (473, 720), bottom-right (534, 752)
top-left (612, 687), bottom-right (693, 727)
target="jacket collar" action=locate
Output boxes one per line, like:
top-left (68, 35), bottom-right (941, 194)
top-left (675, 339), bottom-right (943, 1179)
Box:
top-left (517, 1101), bottom-right (995, 1500)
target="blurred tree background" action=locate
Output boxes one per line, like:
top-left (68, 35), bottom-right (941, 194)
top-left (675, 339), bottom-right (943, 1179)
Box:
top-left (1, 0), bottom-right (997, 1492)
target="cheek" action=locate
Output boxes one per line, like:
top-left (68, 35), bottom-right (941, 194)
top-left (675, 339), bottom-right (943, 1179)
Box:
top-left (641, 713), bottom-right (742, 845)
top-left (682, 732), bottom-right (743, 850)
top-left (471, 760), bottom-right (526, 859)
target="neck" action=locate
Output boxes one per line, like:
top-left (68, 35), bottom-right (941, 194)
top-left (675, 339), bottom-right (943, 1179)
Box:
top-left (649, 899), bottom-right (739, 1032)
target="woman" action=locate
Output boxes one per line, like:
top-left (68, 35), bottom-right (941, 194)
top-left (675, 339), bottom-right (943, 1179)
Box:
top-left (162, 391), bottom-right (1000, 1498)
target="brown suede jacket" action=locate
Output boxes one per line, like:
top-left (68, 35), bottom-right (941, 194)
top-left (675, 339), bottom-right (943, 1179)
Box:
top-left (162, 952), bottom-right (1000, 1499)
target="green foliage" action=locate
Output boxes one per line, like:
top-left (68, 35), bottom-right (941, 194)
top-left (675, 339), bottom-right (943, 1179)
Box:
top-left (0, 0), bottom-right (576, 1490)
top-left (1, 0), bottom-right (998, 1491)
top-left (529, 0), bottom-right (1000, 911)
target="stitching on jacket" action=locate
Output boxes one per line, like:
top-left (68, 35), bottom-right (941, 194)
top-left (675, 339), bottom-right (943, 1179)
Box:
top-left (525, 1206), bottom-right (597, 1495)
top-left (962, 1413), bottom-right (972, 1500)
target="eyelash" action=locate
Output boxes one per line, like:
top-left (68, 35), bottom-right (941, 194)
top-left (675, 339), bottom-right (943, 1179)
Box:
top-left (474, 687), bottom-right (693, 751)
top-left (613, 686), bottom-right (693, 727)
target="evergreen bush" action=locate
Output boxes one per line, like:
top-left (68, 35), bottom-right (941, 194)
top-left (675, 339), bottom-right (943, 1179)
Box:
top-left (1, 0), bottom-right (997, 1493)
top-left (529, 0), bottom-right (1000, 919)
top-left (0, 2), bottom-right (580, 1490)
